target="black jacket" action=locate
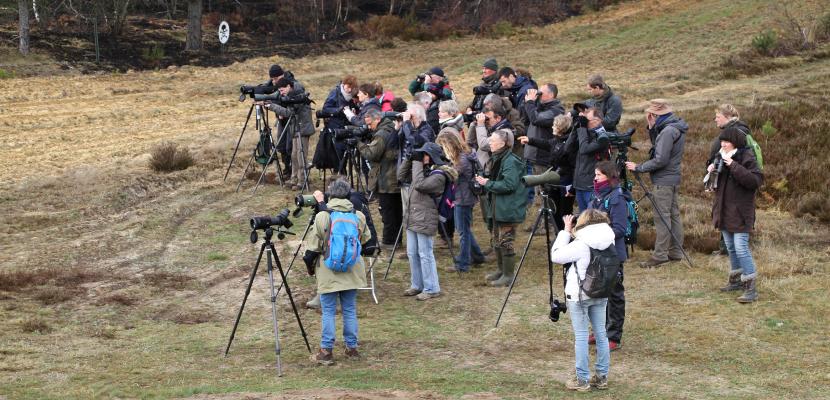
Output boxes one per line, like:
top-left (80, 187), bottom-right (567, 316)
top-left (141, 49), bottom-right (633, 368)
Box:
top-left (523, 99), bottom-right (565, 166)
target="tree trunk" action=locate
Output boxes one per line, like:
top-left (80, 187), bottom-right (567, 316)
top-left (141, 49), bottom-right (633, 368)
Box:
top-left (185, 0), bottom-right (202, 51)
top-left (18, 0), bottom-right (29, 55)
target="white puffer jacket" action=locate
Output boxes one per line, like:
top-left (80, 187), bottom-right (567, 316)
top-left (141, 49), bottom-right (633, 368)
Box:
top-left (550, 223), bottom-right (616, 301)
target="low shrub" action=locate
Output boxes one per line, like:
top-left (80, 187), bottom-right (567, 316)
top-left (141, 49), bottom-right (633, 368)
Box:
top-left (752, 29), bottom-right (779, 56)
top-left (148, 142), bottom-right (194, 173)
top-left (794, 192), bottom-right (830, 222)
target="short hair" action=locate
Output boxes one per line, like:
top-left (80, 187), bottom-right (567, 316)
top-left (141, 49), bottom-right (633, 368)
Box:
top-left (515, 67), bottom-right (532, 79)
top-left (439, 100), bottom-right (459, 115)
top-left (275, 77), bottom-right (293, 88)
top-left (491, 129), bottom-right (511, 148)
top-left (543, 83), bottom-right (558, 98)
top-left (586, 106), bottom-right (604, 121)
top-left (498, 67), bottom-right (516, 78)
top-left (407, 103), bottom-right (426, 124)
top-left (594, 160), bottom-right (619, 180)
top-left (484, 100), bottom-right (506, 118)
top-left (342, 74), bottom-right (358, 88)
top-left (588, 74), bottom-right (605, 89)
top-left (413, 91), bottom-right (432, 107)
top-left (365, 108), bottom-right (382, 121)
top-left (574, 208), bottom-right (610, 233)
top-left (327, 178), bottom-right (351, 199)
top-left (553, 114), bottom-right (572, 136)
top-left (358, 82), bottom-right (376, 96)
top-left (390, 97), bottom-right (408, 112)
top-left (716, 104), bottom-right (740, 119)
top-left (373, 81), bottom-right (384, 96)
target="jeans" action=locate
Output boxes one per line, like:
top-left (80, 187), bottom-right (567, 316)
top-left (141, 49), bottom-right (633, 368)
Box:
top-left (652, 185), bottom-right (684, 260)
top-left (576, 190), bottom-right (593, 212)
top-left (568, 298), bottom-right (610, 381)
top-left (721, 231), bottom-right (757, 277)
top-left (453, 205), bottom-right (484, 271)
top-left (320, 289), bottom-right (358, 350)
top-left (406, 229), bottom-right (440, 294)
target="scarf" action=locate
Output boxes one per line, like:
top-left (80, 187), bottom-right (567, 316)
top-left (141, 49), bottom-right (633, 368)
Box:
top-left (340, 84), bottom-right (353, 101)
top-left (719, 148), bottom-right (738, 160)
top-left (593, 179), bottom-right (611, 193)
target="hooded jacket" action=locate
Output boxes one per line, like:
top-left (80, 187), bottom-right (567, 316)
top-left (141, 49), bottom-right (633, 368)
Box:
top-left (307, 198), bottom-right (371, 294)
top-left (550, 222), bottom-right (616, 301)
top-left (358, 118), bottom-right (399, 194)
top-left (584, 85), bottom-right (623, 133)
top-left (524, 98), bottom-right (565, 166)
top-left (349, 97), bottom-right (382, 126)
top-left (567, 125), bottom-right (610, 191)
top-left (589, 184), bottom-right (629, 262)
top-left (636, 114), bottom-right (688, 186)
top-left (711, 148), bottom-right (763, 233)
top-left (405, 161), bottom-right (457, 235)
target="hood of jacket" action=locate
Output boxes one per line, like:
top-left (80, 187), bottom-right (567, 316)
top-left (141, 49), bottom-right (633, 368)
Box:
top-left (574, 223), bottom-right (615, 250)
top-left (327, 197), bottom-right (355, 212)
top-left (440, 114), bottom-right (465, 131)
top-left (652, 113), bottom-right (689, 139)
top-left (434, 164), bottom-right (459, 183)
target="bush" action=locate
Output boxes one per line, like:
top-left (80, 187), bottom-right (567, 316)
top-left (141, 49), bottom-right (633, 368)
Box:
top-left (148, 142), bottom-right (194, 173)
top-left (794, 192), bottom-right (830, 222)
top-left (816, 12), bottom-right (830, 42)
top-left (0, 69), bottom-right (14, 79)
top-left (752, 29), bottom-right (779, 56)
top-left (487, 20), bottom-right (516, 38)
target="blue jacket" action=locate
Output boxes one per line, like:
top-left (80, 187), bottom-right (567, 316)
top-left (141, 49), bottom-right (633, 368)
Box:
top-left (589, 184), bottom-right (629, 262)
top-left (321, 84), bottom-right (354, 130)
top-left (509, 75), bottom-right (538, 111)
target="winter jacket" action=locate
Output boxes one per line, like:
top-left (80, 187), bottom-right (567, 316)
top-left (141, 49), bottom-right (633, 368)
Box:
top-left (321, 84), bottom-right (354, 131)
top-left (526, 134), bottom-right (575, 180)
top-left (524, 99), bottom-right (565, 166)
top-left (711, 148), bottom-right (763, 233)
top-left (358, 118), bottom-right (399, 194)
top-left (405, 161), bottom-right (455, 235)
top-left (503, 96), bottom-right (527, 158)
top-left (636, 114), bottom-right (688, 186)
top-left (398, 121), bottom-right (436, 183)
top-left (507, 75), bottom-right (537, 112)
top-left (453, 151), bottom-right (479, 207)
top-left (377, 90), bottom-right (395, 112)
top-left (467, 73), bottom-right (500, 112)
top-left (349, 97), bottom-right (382, 126)
top-left (483, 148), bottom-right (527, 224)
top-left (438, 114), bottom-right (466, 140)
top-left (584, 85), bottom-right (623, 132)
top-left (307, 198), bottom-right (371, 294)
top-left (267, 87), bottom-right (315, 138)
top-left (473, 119), bottom-right (515, 173)
top-left (707, 119), bottom-right (751, 166)
top-left (567, 125), bottom-right (610, 191)
top-left (589, 184), bottom-right (629, 262)
top-left (550, 223), bottom-right (616, 301)
top-left (408, 78), bottom-right (454, 101)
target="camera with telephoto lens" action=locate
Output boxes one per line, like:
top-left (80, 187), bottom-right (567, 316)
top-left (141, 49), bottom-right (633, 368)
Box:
top-left (253, 92), bottom-right (313, 106)
top-left (522, 168), bottom-right (561, 187)
top-left (250, 208), bottom-right (292, 231)
top-left (381, 111), bottom-right (403, 121)
top-left (238, 84), bottom-right (279, 101)
top-left (607, 128), bottom-right (636, 151)
top-left (472, 81), bottom-right (502, 96)
top-left (333, 125), bottom-right (372, 142)
top-left (549, 298), bottom-right (567, 322)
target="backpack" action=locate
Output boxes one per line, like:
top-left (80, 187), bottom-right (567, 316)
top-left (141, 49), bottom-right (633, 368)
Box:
top-left (312, 128), bottom-right (341, 170)
top-left (744, 134), bottom-right (764, 170)
top-left (602, 188), bottom-right (640, 248)
top-left (428, 169), bottom-right (456, 223)
top-left (323, 211), bottom-right (362, 272)
top-left (577, 246), bottom-right (621, 299)
top-left (255, 127), bottom-right (274, 165)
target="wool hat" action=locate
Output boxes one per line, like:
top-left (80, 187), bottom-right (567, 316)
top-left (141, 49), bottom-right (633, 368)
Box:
top-left (269, 64), bottom-right (284, 78)
top-left (415, 142), bottom-right (448, 166)
top-left (644, 99), bottom-right (673, 115)
top-left (719, 126), bottom-right (747, 148)
top-left (482, 58), bottom-right (498, 71)
top-left (428, 66), bottom-right (445, 77)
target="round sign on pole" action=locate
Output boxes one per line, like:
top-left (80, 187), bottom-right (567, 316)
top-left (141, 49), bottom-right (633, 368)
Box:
top-left (218, 21), bottom-right (230, 44)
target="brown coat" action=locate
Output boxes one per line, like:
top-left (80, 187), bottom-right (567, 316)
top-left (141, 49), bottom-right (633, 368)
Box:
top-left (711, 149), bottom-right (763, 233)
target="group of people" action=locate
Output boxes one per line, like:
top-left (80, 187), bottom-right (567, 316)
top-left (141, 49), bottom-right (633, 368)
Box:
top-left (254, 61), bottom-right (764, 391)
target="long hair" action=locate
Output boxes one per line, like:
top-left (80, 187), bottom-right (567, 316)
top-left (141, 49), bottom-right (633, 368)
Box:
top-left (573, 209), bottom-right (610, 233)
top-left (436, 131), bottom-right (470, 166)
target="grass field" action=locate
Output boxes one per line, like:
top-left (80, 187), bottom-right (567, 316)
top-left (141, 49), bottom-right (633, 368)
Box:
top-left (1, 0), bottom-right (830, 398)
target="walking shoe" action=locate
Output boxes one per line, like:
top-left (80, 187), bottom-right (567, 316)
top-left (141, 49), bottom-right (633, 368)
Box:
top-left (403, 288), bottom-right (421, 297)
top-left (565, 376), bottom-right (591, 392)
top-left (640, 257), bottom-right (670, 268)
top-left (588, 334), bottom-right (596, 345)
top-left (311, 348), bottom-right (334, 366)
top-left (345, 347), bottom-right (361, 359)
top-left (415, 291), bottom-right (441, 301)
top-left (736, 278), bottom-right (757, 303)
top-left (589, 374), bottom-right (608, 390)
top-left (609, 341), bottom-right (621, 351)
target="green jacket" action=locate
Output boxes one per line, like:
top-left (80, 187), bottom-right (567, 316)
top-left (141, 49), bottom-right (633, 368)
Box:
top-left (358, 118), bottom-right (400, 194)
top-left (483, 149), bottom-right (527, 225)
top-left (307, 198), bottom-right (371, 294)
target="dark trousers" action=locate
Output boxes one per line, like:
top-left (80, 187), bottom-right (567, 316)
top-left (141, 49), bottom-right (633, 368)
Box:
top-left (377, 193), bottom-right (403, 246)
top-left (550, 187), bottom-right (574, 232)
top-left (606, 263), bottom-right (625, 343)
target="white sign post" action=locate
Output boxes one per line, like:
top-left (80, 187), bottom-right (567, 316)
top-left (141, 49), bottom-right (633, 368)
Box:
top-left (218, 21), bottom-right (230, 54)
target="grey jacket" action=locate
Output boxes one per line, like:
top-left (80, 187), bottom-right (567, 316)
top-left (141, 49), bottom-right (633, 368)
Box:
top-left (585, 85), bottom-right (623, 133)
top-left (405, 161), bottom-right (453, 236)
top-left (453, 152), bottom-right (479, 207)
top-left (523, 98), bottom-right (564, 166)
top-left (636, 114), bottom-right (688, 186)
top-left (267, 86), bottom-right (315, 138)
top-left (567, 125), bottom-right (610, 191)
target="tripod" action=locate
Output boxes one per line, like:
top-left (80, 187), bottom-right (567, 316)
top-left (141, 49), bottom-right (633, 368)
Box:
top-left (226, 104), bottom-right (286, 193)
top-left (337, 141), bottom-right (370, 197)
top-left (224, 226), bottom-right (311, 376)
top-left (632, 171), bottom-right (693, 267)
top-left (252, 112), bottom-right (298, 195)
top-left (495, 188), bottom-right (560, 327)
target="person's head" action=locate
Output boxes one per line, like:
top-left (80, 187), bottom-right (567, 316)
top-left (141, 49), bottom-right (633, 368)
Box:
top-left (406, 103), bottom-right (426, 127)
top-left (719, 126), bottom-right (747, 152)
top-left (438, 100), bottom-right (460, 120)
top-left (498, 67), bottom-right (517, 89)
top-left (275, 77), bottom-right (293, 96)
top-left (357, 83), bottom-right (375, 103)
top-left (390, 97), bottom-right (408, 112)
top-left (594, 161), bottom-right (619, 184)
top-left (436, 131), bottom-right (470, 165)
top-left (482, 58), bottom-right (498, 79)
top-left (644, 99), bottom-right (673, 128)
top-left (326, 178), bottom-right (351, 199)
top-left (365, 108), bottom-right (383, 130)
top-left (269, 64), bottom-right (284, 84)
top-left (341, 74), bottom-right (358, 96)
top-left (427, 66), bottom-right (445, 84)
top-left (540, 83), bottom-right (558, 102)
top-left (413, 91), bottom-right (432, 109)
top-left (415, 142), bottom-right (447, 166)
top-left (373, 81), bottom-right (385, 96)
top-left (483, 101), bottom-right (506, 129)
top-left (573, 208), bottom-right (610, 233)
top-left (714, 104), bottom-right (740, 128)
top-left (587, 74), bottom-right (606, 97)
top-left (488, 129), bottom-right (510, 152)
top-left (553, 113), bottom-right (572, 136)
top-left (583, 107), bottom-right (604, 129)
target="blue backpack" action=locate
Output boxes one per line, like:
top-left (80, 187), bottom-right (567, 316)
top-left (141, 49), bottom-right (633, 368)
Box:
top-left (428, 169), bottom-right (455, 223)
top-left (323, 211), bottom-right (362, 272)
top-left (602, 188), bottom-right (640, 247)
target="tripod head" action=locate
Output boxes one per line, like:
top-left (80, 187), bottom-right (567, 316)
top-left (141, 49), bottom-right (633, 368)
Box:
top-left (249, 208), bottom-right (295, 243)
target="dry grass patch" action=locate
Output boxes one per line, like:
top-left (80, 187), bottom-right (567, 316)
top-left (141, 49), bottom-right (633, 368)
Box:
top-left (149, 142), bottom-right (195, 173)
top-left (142, 270), bottom-right (196, 290)
top-left (96, 293), bottom-right (138, 306)
top-left (20, 318), bottom-right (52, 334)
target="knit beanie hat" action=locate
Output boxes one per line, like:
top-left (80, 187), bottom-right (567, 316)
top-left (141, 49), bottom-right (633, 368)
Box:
top-left (428, 66), bottom-right (445, 77)
top-left (719, 126), bottom-right (747, 148)
top-left (482, 58), bottom-right (498, 71)
top-left (269, 64), bottom-right (284, 78)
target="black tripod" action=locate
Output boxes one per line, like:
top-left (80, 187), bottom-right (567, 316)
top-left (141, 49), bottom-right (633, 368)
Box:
top-left (496, 188), bottom-right (560, 327)
top-left (632, 171), bottom-right (693, 267)
top-left (337, 140), bottom-right (370, 197)
top-left (225, 104), bottom-right (286, 193)
top-left (252, 112), bottom-right (298, 195)
top-left (224, 226), bottom-right (311, 376)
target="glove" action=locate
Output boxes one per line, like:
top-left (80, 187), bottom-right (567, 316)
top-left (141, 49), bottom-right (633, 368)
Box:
top-left (575, 115), bottom-right (589, 128)
top-left (342, 106), bottom-right (356, 120)
top-left (303, 250), bottom-right (320, 276)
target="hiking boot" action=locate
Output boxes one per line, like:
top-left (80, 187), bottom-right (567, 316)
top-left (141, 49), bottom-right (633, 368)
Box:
top-left (403, 288), bottom-right (421, 297)
top-left (305, 294), bottom-right (321, 309)
top-left (489, 254), bottom-right (516, 287)
top-left (311, 348), bottom-right (334, 366)
top-left (345, 347), bottom-right (361, 359)
top-left (609, 341), bottom-right (620, 351)
top-left (415, 291), bottom-right (441, 301)
top-left (565, 376), bottom-right (591, 392)
top-left (589, 374), bottom-right (608, 390)
top-left (719, 270), bottom-right (743, 292)
top-left (737, 277), bottom-right (757, 303)
top-left (640, 257), bottom-right (670, 268)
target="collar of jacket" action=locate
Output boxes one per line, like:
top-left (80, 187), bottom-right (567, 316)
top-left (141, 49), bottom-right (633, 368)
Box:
top-left (491, 118), bottom-right (512, 132)
top-left (440, 114), bottom-right (464, 128)
top-left (326, 197), bottom-right (354, 212)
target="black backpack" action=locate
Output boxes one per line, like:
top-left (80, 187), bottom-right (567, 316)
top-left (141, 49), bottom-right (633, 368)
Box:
top-left (312, 128), bottom-right (341, 169)
top-left (576, 246), bottom-right (621, 299)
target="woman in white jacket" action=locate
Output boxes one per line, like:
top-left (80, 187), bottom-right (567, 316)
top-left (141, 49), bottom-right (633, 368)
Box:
top-left (550, 209), bottom-right (615, 391)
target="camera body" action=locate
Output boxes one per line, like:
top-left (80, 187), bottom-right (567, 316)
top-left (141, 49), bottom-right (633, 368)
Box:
top-left (253, 92), bottom-right (312, 106)
top-left (549, 298), bottom-right (567, 322)
top-left (607, 128), bottom-right (636, 151)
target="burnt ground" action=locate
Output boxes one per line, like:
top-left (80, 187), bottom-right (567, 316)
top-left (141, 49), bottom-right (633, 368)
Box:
top-left (0, 16), bottom-right (356, 75)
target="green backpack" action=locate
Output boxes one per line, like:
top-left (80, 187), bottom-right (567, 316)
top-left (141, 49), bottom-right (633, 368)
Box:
top-left (745, 133), bottom-right (763, 170)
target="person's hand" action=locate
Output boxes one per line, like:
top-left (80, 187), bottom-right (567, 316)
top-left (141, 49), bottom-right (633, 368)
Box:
top-left (342, 106), bottom-right (355, 120)
top-left (723, 156), bottom-right (733, 166)
top-left (394, 120), bottom-right (402, 131)
top-left (563, 215), bottom-right (575, 233)
top-left (466, 107), bottom-right (473, 114)
top-left (475, 175), bottom-right (489, 186)
top-left (525, 88), bottom-right (537, 102)
top-left (475, 113), bottom-right (486, 125)
top-left (625, 161), bottom-right (637, 171)
top-left (707, 163), bottom-right (715, 173)
top-left (312, 190), bottom-right (325, 203)
top-left (518, 136), bottom-right (529, 145)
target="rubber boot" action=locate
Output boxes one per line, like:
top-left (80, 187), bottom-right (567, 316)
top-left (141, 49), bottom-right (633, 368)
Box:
top-left (305, 293), bottom-right (321, 309)
top-left (719, 269), bottom-right (743, 292)
top-left (737, 277), bottom-right (757, 303)
top-left (485, 249), bottom-right (503, 282)
top-left (489, 254), bottom-right (516, 287)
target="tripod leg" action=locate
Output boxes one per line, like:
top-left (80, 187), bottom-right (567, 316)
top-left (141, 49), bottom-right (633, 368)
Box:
top-left (225, 104), bottom-right (255, 182)
top-left (236, 154), bottom-right (256, 193)
top-left (495, 207), bottom-right (543, 328)
top-left (269, 243), bottom-right (312, 353)
top-left (224, 242), bottom-right (266, 357)
top-left (383, 223), bottom-right (405, 280)
top-left (265, 249), bottom-right (284, 376)
top-left (253, 150), bottom-right (279, 195)
top-left (276, 216), bottom-right (315, 296)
